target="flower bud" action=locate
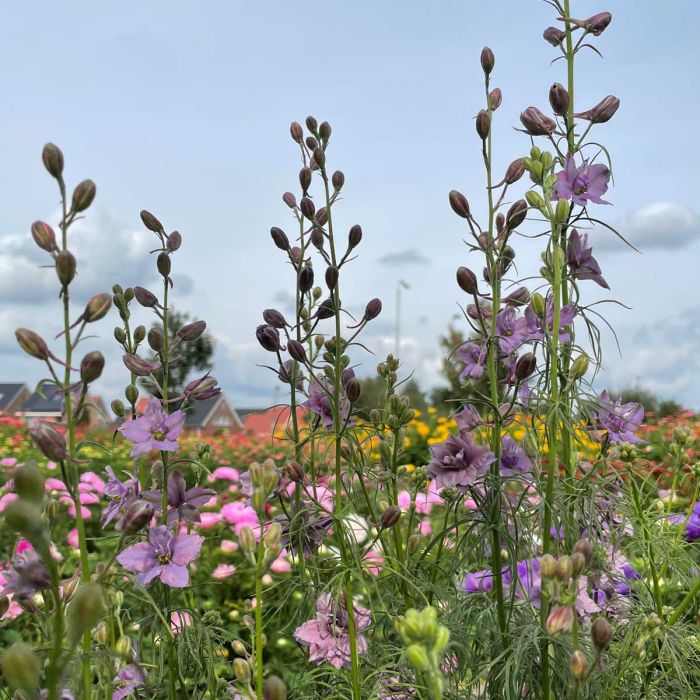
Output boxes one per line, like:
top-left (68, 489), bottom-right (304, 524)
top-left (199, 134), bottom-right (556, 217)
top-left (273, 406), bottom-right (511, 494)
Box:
top-left (282, 192), bottom-right (297, 209)
top-left (569, 355), bottom-right (589, 381)
top-left (118, 500), bottom-right (154, 535)
top-left (504, 286), bottom-right (530, 306)
top-left (582, 11), bottom-right (612, 36)
top-left (576, 95), bottom-right (620, 124)
top-left (238, 526), bottom-right (256, 553)
top-left (30, 423), bottom-right (67, 461)
top-left (14, 461), bottom-right (45, 504)
top-left (1, 642), bottom-right (40, 691)
top-left (134, 286), bottom-right (158, 308)
top-left (456, 267), bottom-right (478, 295)
top-left (42, 142), bottom-right (64, 179)
top-left (530, 292), bottom-right (546, 318)
top-left (540, 553), bottom-right (557, 579)
top-left (15, 328), bottom-right (52, 361)
top-left (122, 354), bottom-right (160, 376)
top-left (505, 199), bottom-right (528, 230)
top-left (448, 190), bottom-right (470, 218)
top-left (148, 328), bottom-right (164, 353)
top-left (71, 179), bottom-right (97, 213)
top-left (476, 110), bottom-right (491, 140)
top-left (525, 190), bottom-right (546, 212)
top-left (183, 374), bottom-right (220, 401)
top-left (300, 196), bottom-right (315, 219)
top-left (111, 399), bottom-right (125, 417)
top-left (489, 87), bottom-right (502, 111)
top-left (313, 147), bottom-right (326, 169)
top-left (325, 265), bottom-right (339, 289)
top-left (177, 320), bottom-right (207, 341)
top-left (346, 377), bottom-right (361, 403)
top-left (270, 226), bottom-right (290, 251)
top-left (299, 266), bottom-right (314, 294)
top-left (262, 310), bottom-right (287, 329)
top-left (115, 635), bottom-right (133, 661)
top-left (569, 650), bottom-right (587, 681)
top-left (348, 224), bottom-right (363, 249)
top-left (549, 83), bottom-right (570, 116)
top-left (125, 384), bottom-right (139, 405)
top-left (520, 106), bottom-right (556, 136)
top-left (515, 353), bottom-right (537, 382)
top-left (3, 500), bottom-right (44, 540)
top-left (364, 298), bottom-right (382, 321)
top-left (480, 46), bottom-right (495, 75)
top-left (591, 616), bottom-right (613, 649)
top-left (264, 674), bottom-right (287, 700)
top-left (556, 555), bottom-right (573, 581)
top-left (68, 582), bottom-right (105, 643)
top-left (546, 604), bottom-right (574, 636)
top-left (287, 339), bottom-right (306, 363)
top-left (133, 325), bottom-right (146, 343)
top-left (504, 159), bottom-right (525, 185)
top-left (380, 505), bottom-right (401, 529)
top-left (573, 538), bottom-right (593, 564)
top-left (406, 643), bottom-right (430, 672)
top-left (80, 351), bottom-right (105, 383)
top-left (284, 460), bottom-right (304, 482)
top-left (543, 26), bottom-right (565, 46)
top-left (555, 198), bottom-right (570, 224)
top-left (305, 115), bottom-right (318, 133)
top-left (140, 210), bottom-right (164, 233)
top-left (311, 228), bottom-right (325, 249)
top-left (332, 170), bottom-right (345, 191)
top-left (83, 293), bottom-right (112, 323)
top-left (157, 252), bottom-right (171, 278)
top-left (290, 121), bottom-right (303, 143)
top-left (319, 121), bottom-right (332, 141)
top-left (233, 658), bottom-right (251, 682)
top-left (167, 231), bottom-right (182, 251)
top-left (31, 221), bottom-right (58, 253)
top-left (256, 325), bottom-right (281, 353)
top-left (56, 250), bottom-right (77, 286)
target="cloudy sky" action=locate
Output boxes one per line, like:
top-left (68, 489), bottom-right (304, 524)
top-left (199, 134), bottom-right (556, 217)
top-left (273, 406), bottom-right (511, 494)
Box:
top-left (1, 1), bottom-right (699, 410)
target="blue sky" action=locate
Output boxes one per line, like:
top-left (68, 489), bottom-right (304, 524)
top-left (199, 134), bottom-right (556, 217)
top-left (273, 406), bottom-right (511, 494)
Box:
top-left (1, 1), bottom-right (699, 409)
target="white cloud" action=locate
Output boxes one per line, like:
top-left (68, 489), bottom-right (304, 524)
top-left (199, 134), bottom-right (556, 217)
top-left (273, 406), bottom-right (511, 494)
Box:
top-left (597, 201), bottom-right (700, 252)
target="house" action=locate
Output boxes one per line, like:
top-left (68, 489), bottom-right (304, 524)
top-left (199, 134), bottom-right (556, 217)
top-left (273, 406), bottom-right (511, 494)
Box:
top-left (0, 383), bottom-right (31, 416)
top-left (241, 405), bottom-right (306, 436)
top-left (135, 393), bottom-right (243, 434)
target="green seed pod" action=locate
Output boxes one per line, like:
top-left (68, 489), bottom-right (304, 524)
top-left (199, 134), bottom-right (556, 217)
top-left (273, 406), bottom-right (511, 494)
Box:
top-left (239, 526), bottom-right (256, 553)
top-left (530, 292), bottom-right (546, 318)
top-left (555, 198), bottom-right (571, 224)
top-left (433, 625), bottom-right (450, 654)
top-left (13, 461), bottom-right (45, 504)
top-left (124, 384), bottom-right (139, 405)
top-left (1, 642), bottom-right (40, 691)
top-left (525, 190), bottom-right (545, 212)
top-left (570, 355), bottom-right (590, 381)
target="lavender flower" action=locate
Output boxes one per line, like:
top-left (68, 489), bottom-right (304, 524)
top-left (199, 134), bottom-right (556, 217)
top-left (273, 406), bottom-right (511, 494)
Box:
top-left (118, 396), bottom-right (186, 458)
top-left (594, 391), bottom-right (645, 444)
top-left (553, 155), bottom-right (611, 206)
top-left (427, 431), bottom-right (496, 492)
top-left (457, 342), bottom-right (487, 381)
top-left (294, 591), bottom-right (371, 669)
top-left (454, 404), bottom-right (483, 431)
top-left (499, 436), bottom-right (532, 476)
top-left (102, 466), bottom-right (141, 526)
top-left (525, 297), bottom-right (577, 343)
top-left (459, 568), bottom-right (494, 593)
top-left (1, 548), bottom-right (50, 599)
top-left (681, 503), bottom-right (700, 542)
top-left (567, 228), bottom-right (609, 289)
top-left (113, 665), bottom-right (147, 700)
top-left (116, 525), bottom-right (203, 588)
top-left (304, 377), bottom-right (350, 429)
top-left (495, 307), bottom-right (530, 354)
top-left (144, 470), bottom-right (215, 524)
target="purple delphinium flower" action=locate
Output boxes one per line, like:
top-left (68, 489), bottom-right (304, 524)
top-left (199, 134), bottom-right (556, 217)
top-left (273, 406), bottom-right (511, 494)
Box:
top-left (594, 391), bottom-right (645, 444)
top-left (495, 307), bottom-right (530, 354)
top-left (144, 470), bottom-right (215, 524)
top-left (499, 436), bottom-right (532, 476)
top-left (118, 397), bottom-right (186, 459)
top-left (427, 431), bottom-right (496, 493)
top-left (113, 665), bottom-right (147, 700)
top-left (553, 155), bottom-right (611, 206)
top-left (294, 591), bottom-right (371, 669)
top-left (567, 229), bottom-right (609, 289)
top-left (504, 558), bottom-right (542, 606)
top-left (458, 342), bottom-right (487, 381)
top-left (102, 466), bottom-right (141, 526)
top-left (116, 525), bottom-right (203, 588)
top-left (304, 377), bottom-right (350, 430)
top-left (459, 568), bottom-right (494, 594)
top-left (1, 548), bottom-right (50, 599)
top-left (525, 297), bottom-right (577, 343)
top-left (678, 502), bottom-right (700, 542)
top-left (454, 404), bottom-right (483, 431)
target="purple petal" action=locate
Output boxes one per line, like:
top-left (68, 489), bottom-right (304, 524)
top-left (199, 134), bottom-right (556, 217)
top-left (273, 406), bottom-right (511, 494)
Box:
top-left (117, 542), bottom-right (156, 573)
top-left (159, 564), bottom-right (189, 587)
top-left (171, 533), bottom-right (204, 566)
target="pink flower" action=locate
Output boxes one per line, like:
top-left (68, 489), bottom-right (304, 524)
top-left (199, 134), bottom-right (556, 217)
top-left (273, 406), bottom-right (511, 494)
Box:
top-left (46, 461), bottom-right (57, 471)
top-left (171, 611), bottom-right (192, 633)
top-left (66, 529), bottom-right (79, 549)
top-left (0, 493), bottom-right (18, 513)
top-left (222, 502), bottom-right (259, 535)
top-left (295, 592), bottom-right (371, 669)
top-left (1, 458), bottom-right (17, 468)
top-left (220, 539), bottom-right (238, 554)
top-left (270, 553), bottom-right (291, 574)
top-left (363, 550), bottom-right (384, 576)
top-left (419, 520), bottom-right (432, 537)
top-left (212, 564), bottom-right (237, 580)
top-left (196, 512), bottom-right (223, 529)
top-left (209, 467), bottom-right (240, 482)
top-left (45, 478), bottom-right (67, 492)
top-left (80, 472), bottom-right (106, 494)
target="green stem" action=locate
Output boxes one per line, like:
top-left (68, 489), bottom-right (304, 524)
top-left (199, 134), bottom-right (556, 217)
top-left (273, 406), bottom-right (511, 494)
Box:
top-left (668, 576), bottom-right (700, 625)
top-left (255, 537), bottom-right (265, 700)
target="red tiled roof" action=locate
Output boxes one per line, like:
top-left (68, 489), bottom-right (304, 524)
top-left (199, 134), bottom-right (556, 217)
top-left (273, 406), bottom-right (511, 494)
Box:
top-left (243, 406), bottom-right (306, 435)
